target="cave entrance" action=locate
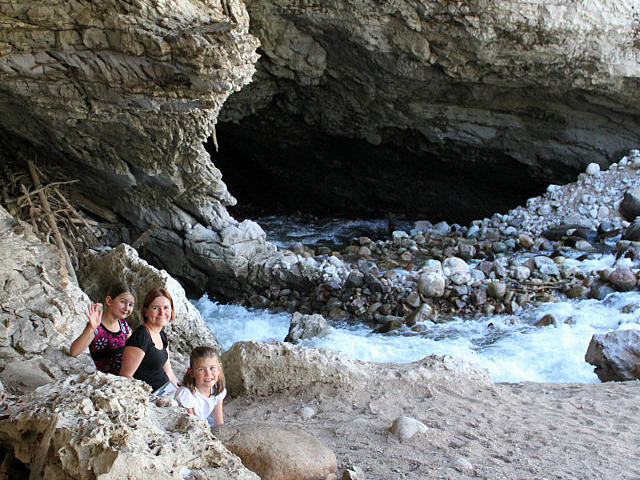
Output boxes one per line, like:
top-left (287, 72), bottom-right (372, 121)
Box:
top-left (206, 116), bottom-right (558, 229)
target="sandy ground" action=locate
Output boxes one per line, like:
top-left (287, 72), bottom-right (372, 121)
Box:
top-left (224, 378), bottom-right (640, 479)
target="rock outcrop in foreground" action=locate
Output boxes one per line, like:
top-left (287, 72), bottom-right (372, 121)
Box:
top-left (222, 340), bottom-right (491, 397)
top-left (0, 206), bottom-right (91, 392)
top-left (0, 373), bottom-right (258, 480)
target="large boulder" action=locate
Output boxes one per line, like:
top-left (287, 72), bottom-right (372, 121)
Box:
top-left (222, 341), bottom-right (491, 397)
top-left (284, 312), bottom-right (331, 344)
top-left (0, 373), bottom-right (259, 480)
top-left (585, 330), bottom-right (640, 382)
top-left (217, 423), bottom-right (337, 480)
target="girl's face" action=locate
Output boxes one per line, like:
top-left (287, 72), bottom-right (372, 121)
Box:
top-left (105, 292), bottom-right (135, 319)
top-left (190, 357), bottom-right (220, 391)
top-left (144, 295), bottom-right (172, 328)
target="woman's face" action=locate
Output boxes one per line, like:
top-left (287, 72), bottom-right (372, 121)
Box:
top-left (144, 295), bottom-right (172, 328)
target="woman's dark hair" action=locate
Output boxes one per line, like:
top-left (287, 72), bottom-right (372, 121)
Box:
top-left (106, 282), bottom-right (135, 302)
top-left (141, 287), bottom-right (175, 323)
top-left (182, 346), bottom-right (225, 396)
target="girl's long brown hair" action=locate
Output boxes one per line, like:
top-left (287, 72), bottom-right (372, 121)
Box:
top-left (182, 346), bottom-right (225, 396)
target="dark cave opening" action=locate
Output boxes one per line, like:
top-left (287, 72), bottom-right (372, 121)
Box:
top-left (206, 116), bottom-right (572, 226)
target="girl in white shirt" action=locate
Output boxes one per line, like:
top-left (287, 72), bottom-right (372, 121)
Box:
top-left (175, 346), bottom-right (226, 425)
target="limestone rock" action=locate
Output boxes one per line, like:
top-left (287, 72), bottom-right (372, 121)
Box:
top-left (0, 0), bottom-right (307, 300)
top-left (487, 281), bottom-right (507, 299)
top-left (622, 218), bottom-right (640, 241)
top-left (418, 272), bottom-right (445, 298)
top-left (388, 416), bottom-right (427, 441)
top-left (607, 267), bottom-right (637, 292)
top-left (222, 341), bottom-right (491, 398)
top-left (217, 423), bottom-right (337, 480)
top-left (619, 187), bottom-right (640, 222)
top-left (0, 373), bottom-right (258, 479)
top-left (585, 330), bottom-right (640, 382)
top-left (285, 312), bottom-right (331, 344)
top-left (0, 207), bottom-right (92, 392)
top-left (442, 257), bottom-right (471, 286)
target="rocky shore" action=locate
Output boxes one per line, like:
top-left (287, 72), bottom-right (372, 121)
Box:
top-left (241, 150), bottom-right (640, 334)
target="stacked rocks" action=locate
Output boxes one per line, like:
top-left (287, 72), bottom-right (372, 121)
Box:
top-left (239, 150), bottom-right (640, 333)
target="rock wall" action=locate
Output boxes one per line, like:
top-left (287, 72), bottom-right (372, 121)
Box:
top-left (215, 0), bottom-right (640, 220)
top-left (0, 0), bottom-right (302, 298)
top-left (0, 206), bottom-right (92, 393)
top-left (2, 0), bottom-right (639, 299)
top-left (0, 373), bottom-right (259, 480)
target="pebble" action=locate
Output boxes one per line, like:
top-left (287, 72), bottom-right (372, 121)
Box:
top-left (298, 406), bottom-right (315, 420)
top-left (452, 456), bottom-right (473, 473)
top-left (240, 149), bottom-right (640, 333)
top-left (585, 162), bottom-right (600, 175)
top-left (388, 416), bottom-right (427, 441)
top-left (487, 281), bottom-right (507, 299)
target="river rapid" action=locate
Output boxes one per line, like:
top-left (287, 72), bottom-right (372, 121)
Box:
top-left (193, 216), bottom-right (640, 384)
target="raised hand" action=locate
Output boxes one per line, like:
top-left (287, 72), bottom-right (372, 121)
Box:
top-left (85, 302), bottom-right (103, 330)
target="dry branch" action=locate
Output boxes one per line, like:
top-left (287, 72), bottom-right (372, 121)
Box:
top-left (27, 160), bottom-right (78, 286)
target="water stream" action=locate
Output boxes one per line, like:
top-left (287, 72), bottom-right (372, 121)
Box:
top-left (193, 217), bottom-right (640, 384)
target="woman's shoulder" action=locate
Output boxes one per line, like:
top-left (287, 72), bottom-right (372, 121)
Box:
top-left (126, 325), bottom-right (150, 346)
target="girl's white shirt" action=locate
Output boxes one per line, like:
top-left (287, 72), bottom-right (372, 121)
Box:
top-left (174, 385), bottom-right (226, 422)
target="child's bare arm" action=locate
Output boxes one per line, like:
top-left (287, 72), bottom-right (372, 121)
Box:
top-left (69, 303), bottom-right (101, 356)
top-left (212, 400), bottom-right (224, 426)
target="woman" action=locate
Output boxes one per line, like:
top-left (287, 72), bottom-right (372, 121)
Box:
top-left (120, 287), bottom-right (178, 395)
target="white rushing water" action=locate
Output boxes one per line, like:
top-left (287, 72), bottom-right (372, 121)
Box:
top-left (192, 217), bottom-right (640, 384)
top-left (194, 290), bottom-right (640, 384)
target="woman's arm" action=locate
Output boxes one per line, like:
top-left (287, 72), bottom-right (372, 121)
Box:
top-left (163, 351), bottom-right (179, 386)
top-left (69, 303), bottom-right (101, 357)
top-left (211, 400), bottom-right (224, 426)
top-left (119, 346), bottom-right (145, 378)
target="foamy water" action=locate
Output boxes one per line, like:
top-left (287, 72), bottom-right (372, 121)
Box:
top-left (193, 217), bottom-right (640, 384)
top-left (193, 290), bottom-right (640, 384)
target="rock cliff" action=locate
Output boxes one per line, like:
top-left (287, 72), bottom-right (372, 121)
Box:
top-left (2, 0), bottom-right (639, 299)
top-left (0, 0), bottom-right (297, 298)
top-left (215, 0), bottom-right (640, 220)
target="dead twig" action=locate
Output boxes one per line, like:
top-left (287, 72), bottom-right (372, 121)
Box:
top-left (132, 222), bottom-right (158, 249)
top-left (27, 160), bottom-right (78, 286)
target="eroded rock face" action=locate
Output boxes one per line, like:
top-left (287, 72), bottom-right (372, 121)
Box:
top-left (0, 373), bottom-right (259, 480)
top-left (215, 0), bottom-right (640, 221)
top-left (222, 340), bottom-right (491, 397)
top-left (0, 0), bottom-right (290, 298)
top-left (0, 206), bottom-right (92, 392)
